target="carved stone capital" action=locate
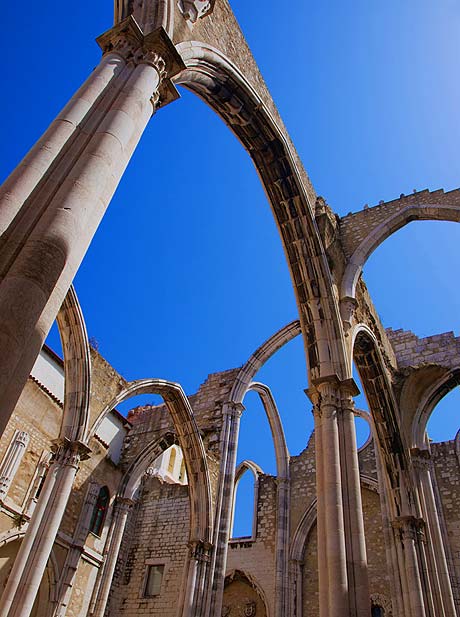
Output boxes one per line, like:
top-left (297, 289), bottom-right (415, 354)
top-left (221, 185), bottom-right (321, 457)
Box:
top-left (97, 19), bottom-right (185, 108)
top-left (189, 539), bottom-right (213, 562)
top-left (224, 401), bottom-right (245, 419)
top-left (392, 515), bottom-right (425, 541)
top-left (51, 438), bottom-right (91, 467)
top-left (114, 496), bottom-right (135, 513)
top-left (178, 0), bottom-right (216, 24)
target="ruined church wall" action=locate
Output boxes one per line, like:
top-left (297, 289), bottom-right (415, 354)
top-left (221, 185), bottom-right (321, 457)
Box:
top-left (109, 478), bottom-right (190, 616)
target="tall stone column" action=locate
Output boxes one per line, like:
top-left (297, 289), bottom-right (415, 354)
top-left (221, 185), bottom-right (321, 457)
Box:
top-left (52, 482), bottom-right (100, 617)
top-left (412, 449), bottom-right (457, 617)
top-left (0, 17), bottom-right (185, 436)
top-left (206, 401), bottom-right (244, 617)
top-left (312, 378), bottom-right (349, 617)
top-left (309, 376), bottom-right (370, 617)
top-left (392, 516), bottom-right (427, 617)
top-left (90, 497), bottom-right (134, 617)
top-left (182, 541), bottom-right (212, 617)
top-left (310, 398), bottom-right (329, 617)
top-left (0, 440), bottom-right (90, 617)
top-left (338, 382), bottom-right (370, 617)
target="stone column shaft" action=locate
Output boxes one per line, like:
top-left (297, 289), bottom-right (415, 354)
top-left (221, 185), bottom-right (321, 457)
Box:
top-left (0, 53), bottom-right (162, 436)
top-left (206, 402), bottom-right (243, 617)
top-left (313, 405), bottom-right (329, 617)
top-left (393, 516), bottom-right (427, 617)
top-left (0, 53), bottom-right (125, 239)
top-left (90, 497), bottom-right (133, 617)
top-left (339, 389), bottom-right (370, 617)
top-left (0, 442), bottom-right (86, 617)
top-left (315, 381), bottom-right (349, 617)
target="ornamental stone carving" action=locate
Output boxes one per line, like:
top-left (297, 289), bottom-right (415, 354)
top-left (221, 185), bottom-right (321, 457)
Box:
top-left (178, 0), bottom-right (215, 23)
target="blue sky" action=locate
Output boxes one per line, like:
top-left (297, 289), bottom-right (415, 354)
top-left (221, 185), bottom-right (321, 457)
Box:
top-left (2, 1), bottom-right (460, 535)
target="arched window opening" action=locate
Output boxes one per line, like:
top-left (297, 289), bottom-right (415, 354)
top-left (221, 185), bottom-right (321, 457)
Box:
top-left (89, 486), bottom-right (109, 537)
top-left (231, 471), bottom-right (258, 540)
top-left (353, 362), bottom-right (371, 449)
top-left (233, 390), bottom-right (276, 533)
top-left (426, 386), bottom-right (460, 443)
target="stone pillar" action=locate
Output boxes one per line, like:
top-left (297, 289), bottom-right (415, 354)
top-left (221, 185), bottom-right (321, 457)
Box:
top-left (90, 497), bottom-right (134, 617)
top-left (0, 440), bottom-right (90, 617)
top-left (309, 376), bottom-right (370, 617)
top-left (0, 18), bottom-right (185, 436)
top-left (182, 541), bottom-right (212, 617)
top-left (311, 399), bottom-right (329, 617)
top-left (338, 382), bottom-right (370, 617)
top-left (52, 482), bottom-right (100, 617)
top-left (275, 476), bottom-right (290, 617)
top-left (206, 401), bottom-right (244, 617)
top-left (0, 431), bottom-right (29, 501)
top-left (392, 516), bottom-right (427, 617)
top-left (312, 378), bottom-right (349, 617)
top-left (412, 449), bottom-right (457, 617)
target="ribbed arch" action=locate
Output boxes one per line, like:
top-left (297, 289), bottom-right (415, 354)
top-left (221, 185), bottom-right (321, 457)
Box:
top-left (230, 460), bottom-right (263, 539)
top-left (56, 285), bottom-right (91, 444)
top-left (175, 41), bottom-right (347, 382)
top-left (89, 379), bottom-right (212, 544)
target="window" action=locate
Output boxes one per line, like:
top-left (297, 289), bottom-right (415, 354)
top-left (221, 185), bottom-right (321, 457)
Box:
top-left (144, 564), bottom-right (164, 597)
top-left (89, 486), bottom-right (109, 536)
top-left (371, 606), bottom-right (385, 617)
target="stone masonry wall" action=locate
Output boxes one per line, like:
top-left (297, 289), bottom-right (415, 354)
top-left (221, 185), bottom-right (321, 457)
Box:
top-left (339, 188), bottom-right (460, 259)
top-left (226, 475), bottom-right (277, 610)
top-left (109, 477), bottom-right (190, 616)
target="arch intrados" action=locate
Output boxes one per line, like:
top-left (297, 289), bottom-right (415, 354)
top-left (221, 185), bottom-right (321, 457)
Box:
top-left (175, 41), bottom-right (348, 378)
top-left (90, 378), bottom-right (213, 543)
top-left (234, 460), bottom-right (264, 485)
top-left (246, 382), bottom-right (290, 480)
top-left (55, 285), bottom-right (91, 444)
top-left (411, 369), bottom-right (460, 448)
top-left (342, 206), bottom-right (460, 300)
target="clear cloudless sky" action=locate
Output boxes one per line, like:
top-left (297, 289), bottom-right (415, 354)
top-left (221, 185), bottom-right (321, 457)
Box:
top-left (2, 1), bottom-right (460, 535)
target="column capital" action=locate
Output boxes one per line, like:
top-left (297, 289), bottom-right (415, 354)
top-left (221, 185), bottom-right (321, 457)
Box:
top-left (223, 401), bottom-right (245, 419)
top-left (114, 496), bottom-right (135, 511)
top-left (189, 539), bottom-right (213, 562)
top-left (392, 515), bottom-right (425, 540)
top-left (96, 18), bottom-right (185, 108)
top-left (51, 438), bottom-right (91, 466)
top-left (306, 375), bottom-right (359, 415)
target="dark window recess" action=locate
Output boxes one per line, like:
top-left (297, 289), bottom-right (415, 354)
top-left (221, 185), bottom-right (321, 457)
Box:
top-left (144, 564), bottom-right (164, 597)
top-left (371, 606), bottom-right (385, 617)
top-left (89, 486), bottom-right (109, 536)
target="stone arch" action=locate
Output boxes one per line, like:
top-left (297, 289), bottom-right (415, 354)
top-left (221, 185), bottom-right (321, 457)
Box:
top-left (230, 460), bottom-right (264, 540)
top-left (90, 379), bottom-right (212, 543)
top-left (341, 204), bottom-right (460, 300)
top-left (175, 41), bottom-right (347, 381)
top-left (230, 320), bottom-right (301, 405)
top-left (0, 531), bottom-right (59, 615)
top-left (55, 284), bottom-right (91, 444)
top-left (223, 569), bottom-right (269, 617)
top-left (410, 369), bottom-right (460, 449)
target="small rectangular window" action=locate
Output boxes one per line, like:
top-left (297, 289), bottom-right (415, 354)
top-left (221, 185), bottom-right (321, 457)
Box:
top-left (144, 564), bottom-right (164, 597)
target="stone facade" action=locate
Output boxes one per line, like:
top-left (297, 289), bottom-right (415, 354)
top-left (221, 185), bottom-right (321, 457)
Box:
top-left (1, 0), bottom-right (460, 616)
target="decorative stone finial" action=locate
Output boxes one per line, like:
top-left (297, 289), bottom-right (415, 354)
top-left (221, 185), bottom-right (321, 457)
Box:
top-left (178, 0), bottom-right (215, 23)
